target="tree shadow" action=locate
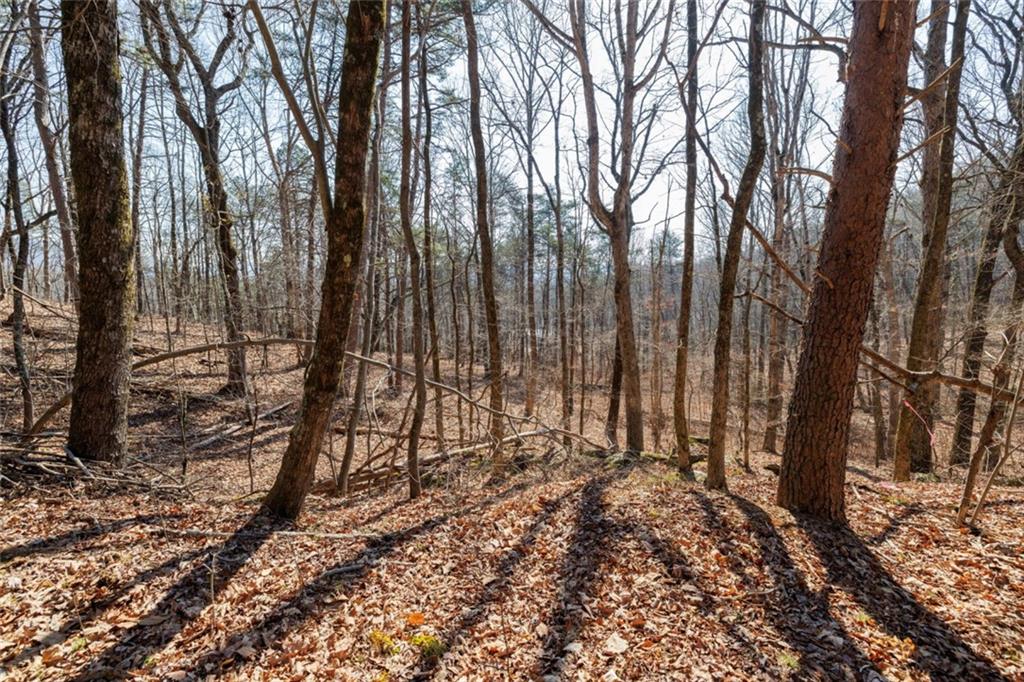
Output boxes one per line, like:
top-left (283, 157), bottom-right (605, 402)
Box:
top-left (715, 493), bottom-right (882, 679)
top-left (534, 472), bottom-right (626, 678)
top-left (69, 513), bottom-right (287, 680)
top-left (794, 514), bottom-right (1008, 680)
top-left (172, 482), bottom-right (532, 676)
top-left (414, 488), bottom-right (573, 678)
top-left (3, 545), bottom-right (210, 669)
top-left (1, 513), bottom-right (184, 562)
top-left (846, 464), bottom-right (887, 483)
top-left (128, 396), bottom-right (222, 429)
top-left (863, 503), bottom-right (926, 546)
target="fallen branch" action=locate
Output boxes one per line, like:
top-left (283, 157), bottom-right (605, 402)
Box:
top-left (29, 338), bottom-right (607, 458)
top-left (190, 400), bottom-right (293, 450)
top-left (29, 337), bottom-right (310, 435)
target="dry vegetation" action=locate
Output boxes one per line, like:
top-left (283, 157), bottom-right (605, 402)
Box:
top-left (2, 303), bottom-right (1022, 681)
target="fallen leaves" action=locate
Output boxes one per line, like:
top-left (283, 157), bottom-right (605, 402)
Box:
top-left (1, 460), bottom-right (1022, 680)
top-left (603, 632), bottom-right (629, 655)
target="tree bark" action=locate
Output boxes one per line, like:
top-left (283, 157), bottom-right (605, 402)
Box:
top-left (673, 0), bottom-right (699, 473)
top-left (27, 0), bottom-right (78, 305)
top-left (263, 0), bottom-right (384, 519)
top-left (1, 30), bottom-right (33, 433)
top-left (62, 0), bottom-right (136, 464)
top-left (399, 0), bottom-right (424, 499)
top-left (707, 0), bottom-right (767, 490)
top-left (418, 5), bottom-right (444, 444)
top-left (462, 0), bottom-right (505, 447)
top-left (950, 132), bottom-right (1024, 465)
top-left (778, 0), bottom-right (917, 522)
top-left (894, 0), bottom-right (970, 479)
top-left (140, 0), bottom-right (249, 395)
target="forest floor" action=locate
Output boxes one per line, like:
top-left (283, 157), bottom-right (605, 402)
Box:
top-left (1, 301), bottom-right (1023, 680)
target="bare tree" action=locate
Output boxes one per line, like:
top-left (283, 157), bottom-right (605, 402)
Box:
top-left (706, 0), bottom-right (767, 490)
top-left (463, 0), bottom-right (505, 447)
top-left (399, 0), bottom-right (425, 498)
top-left (894, 0), bottom-right (971, 480)
top-left (141, 0), bottom-right (251, 395)
top-left (261, 0), bottom-right (385, 519)
top-left (27, 0), bottom-right (77, 305)
top-left (526, 0), bottom-right (676, 453)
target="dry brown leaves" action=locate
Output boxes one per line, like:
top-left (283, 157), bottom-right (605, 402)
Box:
top-left (2, 456), bottom-right (1022, 681)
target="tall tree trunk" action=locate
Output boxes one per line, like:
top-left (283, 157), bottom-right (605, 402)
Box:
top-left (606, 336), bottom-right (623, 446)
top-left (263, 0), bottom-right (384, 520)
top-left (140, 0), bottom-right (250, 394)
top-left (552, 87), bottom-right (571, 439)
top-left (673, 0), bottom-right (698, 473)
top-left (399, 0), bottom-right (424, 499)
top-left (949, 132), bottom-right (1024, 464)
top-left (777, 0), bottom-right (917, 522)
top-left (130, 69), bottom-right (149, 316)
top-left (462, 0), bottom-right (505, 447)
top-left (959, 222), bottom-right (1024, 522)
top-left (1, 41), bottom-right (33, 432)
top-left (762, 151), bottom-right (789, 453)
top-left (27, 0), bottom-right (78, 305)
top-left (341, 7), bottom-right (392, 493)
top-left (609, 218), bottom-right (645, 451)
top-left (707, 0), bottom-right (767, 490)
top-left (203, 148), bottom-right (249, 394)
top-left (62, 0), bottom-right (136, 463)
top-left (418, 6), bottom-right (444, 444)
top-left (524, 129), bottom-right (539, 418)
top-left (894, 0), bottom-right (970, 479)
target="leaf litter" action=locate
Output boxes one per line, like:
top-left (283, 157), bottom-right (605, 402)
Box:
top-left (1, 454), bottom-right (1022, 681)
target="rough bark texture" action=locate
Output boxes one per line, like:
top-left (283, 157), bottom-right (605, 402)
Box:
top-left (62, 0), bottom-right (136, 464)
top-left (894, 0), bottom-right (969, 479)
top-left (263, 0), bottom-right (384, 519)
top-left (706, 0), bottom-right (767, 490)
top-left (463, 0), bottom-right (505, 446)
top-left (778, 0), bottom-right (916, 522)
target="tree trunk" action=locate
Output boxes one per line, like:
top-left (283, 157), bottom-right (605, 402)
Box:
top-left (419, 6), bottom-right (445, 444)
top-left (130, 69), bottom-right (149, 316)
top-left (1, 42), bottom-right (33, 432)
top-left (606, 336), bottom-right (623, 446)
top-left (950, 133), bottom-right (1024, 464)
top-left (28, 0), bottom-right (78, 305)
top-left (707, 0), bottom-right (767, 490)
top-left (61, 0), bottom-right (136, 463)
top-left (609, 219), bottom-right (645, 452)
top-left (463, 0), bottom-right (505, 448)
top-left (673, 0), bottom-right (699, 473)
top-left (399, 0), bottom-right (424, 499)
top-left (894, 0), bottom-right (970, 479)
top-left (777, 0), bottom-right (917, 522)
top-left (263, 0), bottom-right (384, 519)
top-left (762, 151), bottom-right (789, 454)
